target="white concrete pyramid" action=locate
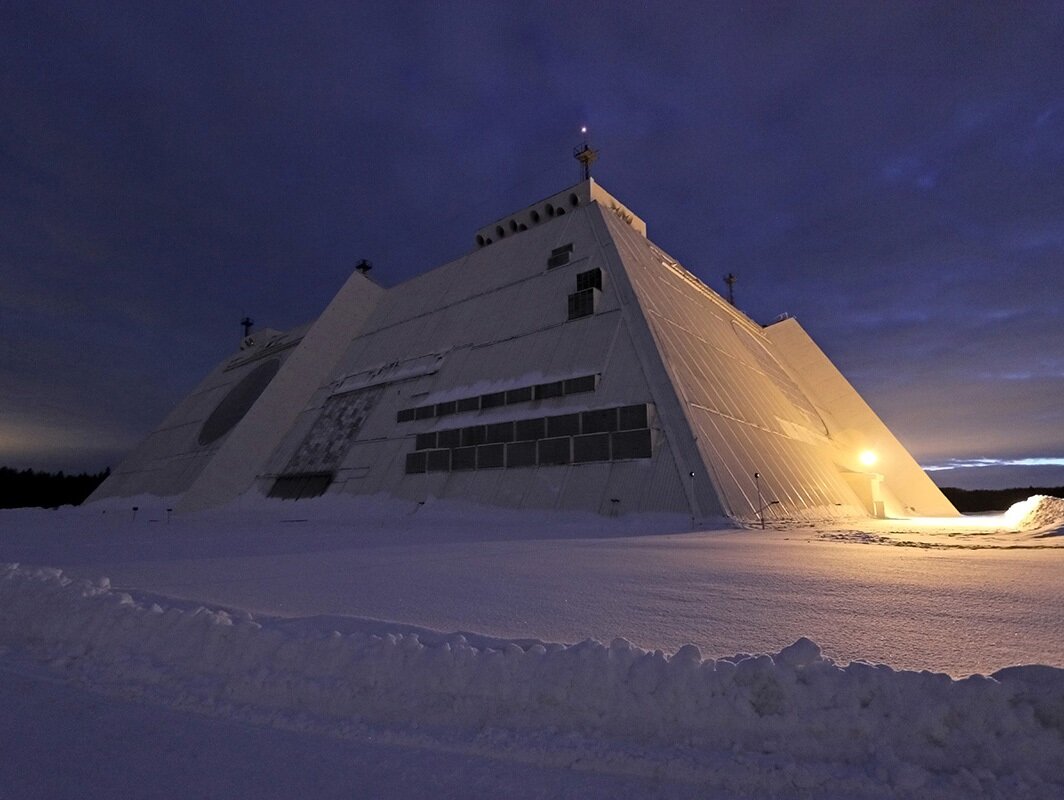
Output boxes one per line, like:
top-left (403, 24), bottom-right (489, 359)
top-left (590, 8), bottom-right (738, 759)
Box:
top-left (91, 180), bottom-right (958, 524)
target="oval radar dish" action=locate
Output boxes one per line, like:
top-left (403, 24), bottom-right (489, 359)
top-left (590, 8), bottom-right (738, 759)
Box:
top-left (197, 359), bottom-right (281, 446)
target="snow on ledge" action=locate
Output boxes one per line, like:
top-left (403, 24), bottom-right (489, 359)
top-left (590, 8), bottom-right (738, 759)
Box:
top-left (1, 563), bottom-right (1062, 795)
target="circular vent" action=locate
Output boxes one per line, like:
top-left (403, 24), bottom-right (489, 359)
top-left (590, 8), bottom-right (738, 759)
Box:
top-left (198, 359), bottom-right (281, 446)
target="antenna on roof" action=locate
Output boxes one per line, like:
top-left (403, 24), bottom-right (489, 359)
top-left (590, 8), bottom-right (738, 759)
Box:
top-left (240, 315), bottom-right (254, 337)
top-left (573, 126), bottom-right (598, 181)
top-left (724, 273), bottom-right (737, 306)
top-left (356, 259), bottom-right (373, 275)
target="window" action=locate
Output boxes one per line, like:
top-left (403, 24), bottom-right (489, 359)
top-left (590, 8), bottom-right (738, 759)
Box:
top-left (506, 441), bottom-right (537, 467)
top-left (414, 405), bottom-right (435, 420)
top-left (435, 400), bottom-right (457, 417)
top-left (574, 433), bottom-right (611, 463)
top-left (538, 437), bottom-right (572, 465)
top-left (611, 429), bottom-right (653, 460)
top-left (456, 396), bottom-right (480, 413)
top-left (506, 386), bottom-right (533, 404)
top-left (567, 289), bottom-right (597, 320)
top-left (437, 429), bottom-right (461, 449)
top-left (535, 381), bottom-right (564, 400)
top-left (477, 443), bottom-right (505, 469)
top-left (563, 375), bottom-right (597, 395)
top-left (547, 243), bottom-right (574, 269)
top-left (426, 449), bottom-right (451, 472)
top-left (415, 432), bottom-right (437, 450)
top-left (575, 268), bottom-right (602, 292)
top-left (514, 417), bottom-right (545, 441)
top-left (404, 452), bottom-right (427, 474)
top-left (461, 425), bottom-right (486, 446)
top-left (481, 391), bottom-right (506, 409)
top-left (485, 421), bottom-right (514, 443)
top-left (451, 446), bottom-right (476, 471)
top-left (581, 408), bottom-right (617, 433)
top-left (547, 413), bottom-right (580, 437)
top-left (396, 408), bottom-right (416, 423)
top-left (618, 404), bottom-right (649, 430)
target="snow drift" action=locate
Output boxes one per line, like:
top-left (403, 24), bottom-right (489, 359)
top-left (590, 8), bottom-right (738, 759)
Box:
top-left (1007, 494), bottom-right (1064, 533)
top-left (1, 563), bottom-right (1061, 796)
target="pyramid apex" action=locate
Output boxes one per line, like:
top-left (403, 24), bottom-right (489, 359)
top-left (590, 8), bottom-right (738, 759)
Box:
top-left (474, 179), bottom-right (646, 249)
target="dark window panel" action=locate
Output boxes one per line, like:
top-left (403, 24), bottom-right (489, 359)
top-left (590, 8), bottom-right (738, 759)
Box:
top-left (435, 400), bottom-right (457, 417)
top-left (477, 443), bottom-right (505, 469)
top-left (396, 408), bottom-right (417, 423)
top-left (415, 432), bottom-right (437, 451)
top-left (611, 429), bottom-right (653, 460)
top-left (437, 429), bottom-right (462, 449)
top-left (575, 268), bottom-right (602, 292)
top-left (426, 449), bottom-right (451, 472)
top-left (506, 441), bottom-right (537, 468)
top-left (451, 446), bottom-right (476, 471)
top-left (506, 386), bottom-right (533, 404)
top-left (537, 437), bottom-right (572, 465)
top-left (581, 408), bottom-right (617, 434)
top-left (481, 391), bottom-right (506, 409)
top-left (414, 405), bottom-right (435, 420)
top-left (547, 413), bottom-right (580, 437)
top-left (618, 404), bottom-right (649, 430)
top-left (574, 433), bottom-right (611, 463)
top-left (461, 425), bottom-right (486, 447)
top-left (563, 375), bottom-right (597, 395)
top-left (567, 288), bottom-right (596, 320)
top-left (404, 452), bottom-right (427, 474)
top-left (485, 421), bottom-right (515, 444)
top-left (535, 381), bottom-right (564, 400)
top-left (456, 396), bottom-right (480, 413)
top-left (546, 243), bottom-right (574, 269)
top-left (514, 417), bottom-right (545, 441)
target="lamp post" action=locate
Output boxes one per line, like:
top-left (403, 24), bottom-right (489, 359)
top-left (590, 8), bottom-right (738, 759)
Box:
top-left (754, 472), bottom-right (764, 529)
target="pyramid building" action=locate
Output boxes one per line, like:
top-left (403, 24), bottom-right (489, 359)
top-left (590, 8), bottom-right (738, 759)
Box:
top-left (91, 180), bottom-right (959, 524)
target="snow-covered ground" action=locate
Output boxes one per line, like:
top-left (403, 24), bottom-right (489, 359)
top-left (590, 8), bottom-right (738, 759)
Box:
top-left (1, 495), bottom-right (1062, 798)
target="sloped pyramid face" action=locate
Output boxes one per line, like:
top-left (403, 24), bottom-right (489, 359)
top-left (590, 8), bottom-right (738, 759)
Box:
top-left (92, 179), bottom-right (958, 523)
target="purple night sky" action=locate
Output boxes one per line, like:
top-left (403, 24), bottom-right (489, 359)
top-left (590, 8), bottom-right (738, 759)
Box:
top-left (2, 2), bottom-right (1062, 489)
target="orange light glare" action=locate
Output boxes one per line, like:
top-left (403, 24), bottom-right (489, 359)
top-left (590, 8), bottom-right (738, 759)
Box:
top-left (859, 450), bottom-right (878, 467)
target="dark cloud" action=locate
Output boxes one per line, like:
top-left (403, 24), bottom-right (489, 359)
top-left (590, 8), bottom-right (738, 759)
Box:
top-left (2, 1), bottom-right (1062, 488)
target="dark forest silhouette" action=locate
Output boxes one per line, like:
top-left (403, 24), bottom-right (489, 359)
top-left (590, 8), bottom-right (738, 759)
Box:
top-left (0, 467), bottom-right (110, 509)
top-left (0, 466), bottom-right (1058, 513)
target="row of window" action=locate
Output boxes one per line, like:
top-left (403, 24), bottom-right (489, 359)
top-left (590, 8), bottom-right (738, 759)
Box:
top-left (396, 374), bottom-right (598, 423)
top-left (405, 428), bottom-right (653, 474)
top-left (412, 404), bottom-right (651, 451)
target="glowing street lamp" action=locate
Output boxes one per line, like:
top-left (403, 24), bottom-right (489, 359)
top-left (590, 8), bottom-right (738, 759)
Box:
top-left (859, 450), bottom-right (878, 468)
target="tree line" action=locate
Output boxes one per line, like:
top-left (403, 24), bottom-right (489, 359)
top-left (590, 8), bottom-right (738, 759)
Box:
top-left (939, 486), bottom-right (1064, 513)
top-left (0, 467), bottom-right (111, 509)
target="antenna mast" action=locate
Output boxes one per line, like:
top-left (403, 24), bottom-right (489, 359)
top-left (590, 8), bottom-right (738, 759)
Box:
top-left (240, 315), bottom-right (254, 337)
top-left (724, 273), bottom-right (737, 306)
top-left (573, 126), bottom-right (598, 180)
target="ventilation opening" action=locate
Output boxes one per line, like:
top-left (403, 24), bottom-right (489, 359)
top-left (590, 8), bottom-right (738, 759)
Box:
top-left (267, 472), bottom-right (334, 500)
top-left (576, 267), bottom-right (602, 291)
top-left (547, 243), bottom-right (574, 269)
top-left (567, 288), bottom-right (599, 320)
top-left (569, 193), bottom-right (580, 207)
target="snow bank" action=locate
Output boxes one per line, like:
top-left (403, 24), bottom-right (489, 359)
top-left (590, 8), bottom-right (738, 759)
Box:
top-left (1007, 495), bottom-right (1064, 533)
top-left (1, 563), bottom-right (1062, 796)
